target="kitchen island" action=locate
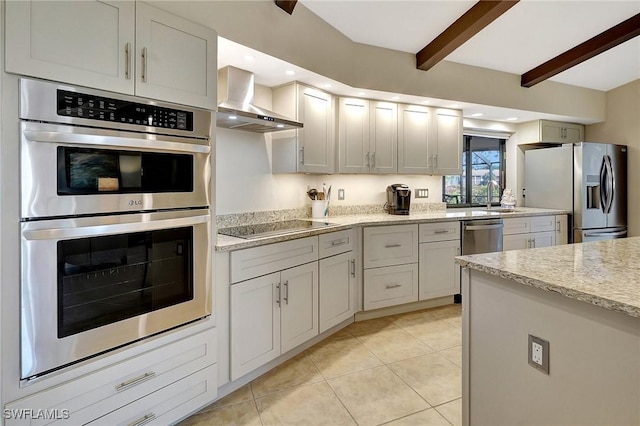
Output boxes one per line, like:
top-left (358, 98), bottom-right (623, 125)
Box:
top-left (456, 238), bottom-right (640, 425)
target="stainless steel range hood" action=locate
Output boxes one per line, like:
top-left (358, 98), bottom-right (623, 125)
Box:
top-left (217, 66), bottom-right (303, 133)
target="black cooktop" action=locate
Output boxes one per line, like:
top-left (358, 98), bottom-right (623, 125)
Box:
top-left (218, 219), bottom-right (337, 240)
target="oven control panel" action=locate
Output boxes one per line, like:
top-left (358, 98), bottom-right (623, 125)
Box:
top-left (57, 90), bottom-right (193, 131)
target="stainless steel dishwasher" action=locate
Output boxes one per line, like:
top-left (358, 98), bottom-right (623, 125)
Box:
top-left (462, 219), bottom-right (504, 255)
top-left (454, 219), bottom-right (504, 303)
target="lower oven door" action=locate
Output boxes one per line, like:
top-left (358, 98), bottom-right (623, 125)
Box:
top-left (20, 209), bottom-right (211, 380)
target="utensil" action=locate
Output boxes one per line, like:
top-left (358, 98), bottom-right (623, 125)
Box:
top-left (307, 188), bottom-right (318, 200)
top-left (324, 185), bottom-right (332, 217)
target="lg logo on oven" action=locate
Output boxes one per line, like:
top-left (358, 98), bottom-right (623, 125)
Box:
top-left (128, 199), bottom-right (143, 206)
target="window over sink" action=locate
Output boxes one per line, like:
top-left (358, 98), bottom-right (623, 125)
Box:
top-left (442, 135), bottom-right (506, 207)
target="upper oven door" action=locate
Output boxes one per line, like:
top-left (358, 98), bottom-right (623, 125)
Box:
top-left (21, 121), bottom-right (210, 219)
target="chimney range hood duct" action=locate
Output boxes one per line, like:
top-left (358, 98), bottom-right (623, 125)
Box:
top-left (216, 66), bottom-right (303, 133)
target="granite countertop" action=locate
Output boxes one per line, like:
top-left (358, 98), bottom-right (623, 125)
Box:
top-left (215, 207), bottom-right (566, 252)
top-left (456, 238), bottom-right (640, 318)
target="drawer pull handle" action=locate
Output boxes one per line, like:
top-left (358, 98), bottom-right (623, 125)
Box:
top-left (128, 413), bottom-right (156, 426)
top-left (115, 371), bottom-right (156, 392)
top-left (331, 239), bottom-right (348, 246)
top-left (434, 230), bottom-right (449, 234)
top-left (385, 244), bottom-right (402, 248)
top-left (385, 283), bottom-right (402, 289)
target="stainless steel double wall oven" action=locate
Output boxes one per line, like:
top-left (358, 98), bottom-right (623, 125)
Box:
top-left (20, 78), bottom-right (212, 380)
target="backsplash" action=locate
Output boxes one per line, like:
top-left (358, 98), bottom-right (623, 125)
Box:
top-left (216, 202), bottom-right (446, 228)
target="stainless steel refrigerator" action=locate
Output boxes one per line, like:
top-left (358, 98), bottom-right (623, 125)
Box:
top-left (525, 142), bottom-right (627, 243)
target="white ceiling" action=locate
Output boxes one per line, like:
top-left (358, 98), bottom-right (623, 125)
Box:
top-left (301, 0), bottom-right (640, 92)
top-left (217, 0), bottom-right (640, 125)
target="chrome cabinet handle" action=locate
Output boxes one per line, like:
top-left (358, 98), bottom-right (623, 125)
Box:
top-left (276, 283), bottom-right (281, 307)
top-left (283, 280), bottom-right (289, 305)
top-left (125, 42), bottom-right (131, 80)
top-left (385, 243), bottom-right (402, 248)
top-left (115, 371), bottom-right (156, 392)
top-left (141, 47), bottom-right (148, 82)
top-left (350, 259), bottom-right (356, 277)
top-left (331, 239), bottom-right (348, 246)
top-left (127, 413), bottom-right (156, 426)
top-left (371, 152), bottom-right (375, 167)
top-left (365, 152), bottom-right (370, 167)
top-left (433, 154), bottom-right (438, 169)
top-left (531, 238), bottom-right (536, 248)
top-left (300, 146), bottom-right (305, 164)
top-left (434, 230), bottom-right (449, 234)
top-left (385, 283), bottom-right (401, 289)
top-left (556, 220), bottom-right (561, 232)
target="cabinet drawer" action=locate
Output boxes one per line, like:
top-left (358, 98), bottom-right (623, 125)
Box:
top-left (502, 218), bottom-right (530, 235)
top-left (530, 215), bottom-right (555, 233)
top-left (5, 329), bottom-right (216, 426)
top-left (319, 229), bottom-right (353, 259)
top-left (363, 263), bottom-right (419, 310)
top-left (230, 236), bottom-right (318, 283)
top-left (419, 221), bottom-right (460, 243)
top-left (88, 364), bottom-right (217, 426)
top-left (364, 224), bottom-right (418, 268)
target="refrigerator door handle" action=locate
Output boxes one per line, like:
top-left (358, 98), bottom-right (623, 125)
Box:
top-left (605, 155), bottom-right (614, 214)
top-left (599, 157), bottom-right (608, 214)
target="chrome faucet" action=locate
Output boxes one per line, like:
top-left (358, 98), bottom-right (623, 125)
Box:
top-left (487, 179), bottom-right (498, 209)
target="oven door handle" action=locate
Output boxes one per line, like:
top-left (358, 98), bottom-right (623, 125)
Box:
top-left (22, 213), bottom-right (210, 241)
top-left (23, 129), bottom-right (210, 154)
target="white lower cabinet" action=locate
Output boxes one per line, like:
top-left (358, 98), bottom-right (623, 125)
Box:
top-left (230, 262), bottom-right (318, 380)
top-left (4, 329), bottom-right (216, 425)
top-left (418, 239), bottom-right (460, 300)
top-left (503, 216), bottom-right (556, 251)
top-left (363, 263), bottom-right (419, 310)
top-left (319, 251), bottom-right (356, 333)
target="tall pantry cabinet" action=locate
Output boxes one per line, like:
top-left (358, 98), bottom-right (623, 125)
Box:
top-left (5, 0), bottom-right (217, 110)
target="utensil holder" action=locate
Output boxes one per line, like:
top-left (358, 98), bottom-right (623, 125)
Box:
top-left (312, 200), bottom-right (328, 219)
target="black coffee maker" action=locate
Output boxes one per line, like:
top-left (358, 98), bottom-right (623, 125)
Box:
top-left (386, 184), bottom-right (411, 215)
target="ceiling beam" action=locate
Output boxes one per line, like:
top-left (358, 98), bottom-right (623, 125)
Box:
top-left (416, 0), bottom-right (520, 71)
top-left (521, 13), bottom-right (640, 87)
top-left (275, 1), bottom-right (297, 15)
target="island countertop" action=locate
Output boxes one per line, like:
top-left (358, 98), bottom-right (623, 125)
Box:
top-left (456, 237), bottom-right (640, 318)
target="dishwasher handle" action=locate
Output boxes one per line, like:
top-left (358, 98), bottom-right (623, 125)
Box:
top-left (464, 223), bottom-right (504, 231)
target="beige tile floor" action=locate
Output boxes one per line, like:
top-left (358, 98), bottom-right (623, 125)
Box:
top-left (180, 304), bottom-right (462, 426)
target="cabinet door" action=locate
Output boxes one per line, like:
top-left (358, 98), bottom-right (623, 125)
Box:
top-left (564, 124), bottom-right (583, 144)
top-left (135, 2), bottom-right (217, 109)
top-left (555, 215), bottom-right (568, 245)
top-left (503, 234), bottom-right (530, 251)
top-left (319, 252), bottom-right (356, 333)
top-left (5, 0), bottom-right (135, 94)
top-left (298, 86), bottom-right (335, 173)
top-left (363, 264), bottom-right (419, 310)
top-left (433, 111), bottom-right (462, 175)
top-left (540, 120), bottom-right (565, 143)
top-left (280, 262), bottom-right (319, 353)
top-left (398, 105), bottom-right (431, 174)
top-left (370, 102), bottom-right (398, 174)
top-left (531, 231), bottom-right (555, 248)
top-left (338, 98), bottom-right (370, 173)
top-left (230, 273), bottom-right (281, 380)
top-left (419, 240), bottom-right (460, 300)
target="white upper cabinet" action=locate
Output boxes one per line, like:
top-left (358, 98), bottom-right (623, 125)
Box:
top-left (540, 120), bottom-right (584, 144)
top-left (134, 2), bottom-right (217, 109)
top-left (397, 104), bottom-right (430, 174)
top-left (5, 1), bottom-right (217, 109)
top-left (433, 110), bottom-right (463, 175)
top-left (370, 102), bottom-right (398, 174)
top-left (6, 1), bottom-right (135, 94)
top-left (272, 83), bottom-right (335, 174)
top-left (337, 99), bottom-right (398, 174)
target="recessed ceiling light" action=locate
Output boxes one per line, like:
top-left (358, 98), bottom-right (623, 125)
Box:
top-left (471, 113), bottom-right (484, 117)
top-left (285, 70), bottom-right (295, 76)
top-left (449, 104), bottom-right (460, 109)
top-left (228, 115), bottom-right (237, 120)
top-left (276, 124), bottom-right (285, 128)
top-left (506, 117), bottom-right (518, 121)
top-left (324, 83), bottom-right (333, 88)
top-left (357, 92), bottom-right (366, 96)
top-left (392, 96), bottom-right (399, 100)
top-left (244, 55), bottom-right (255, 62)
top-left (421, 100), bottom-right (430, 105)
